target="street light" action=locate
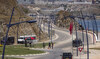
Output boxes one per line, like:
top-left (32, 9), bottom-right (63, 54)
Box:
top-left (92, 14), bottom-right (98, 39)
top-left (2, 19), bottom-right (37, 57)
top-left (69, 16), bottom-right (79, 56)
top-left (48, 20), bottom-right (50, 39)
top-left (80, 14), bottom-right (98, 44)
top-left (50, 14), bottom-right (53, 49)
top-left (2, 7), bottom-right (15, 59)
top-left (80, 19), bottom-right (85, 49)
top-left (2, 20), bottom-right (37, 59)
top-left (2, 7), bottom-right (37, 59)
top-left (78, 11), bottom-right (89, 59)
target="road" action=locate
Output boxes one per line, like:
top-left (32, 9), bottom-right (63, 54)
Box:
top-left (22, 24), bottom-right (92, 59)
top-left (11, 23), bottom-right (92, 59)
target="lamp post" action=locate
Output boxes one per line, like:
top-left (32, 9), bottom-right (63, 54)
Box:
top-left (48, 19), bottom-right (50, 39)
top-left (50, 14), bottom-right (53, 49)
top-left (2, 19), bottom-right (37, 59)
top-left (81, 19), bottom-right (84, 50)
top-left (90, 14), bottom-right (98, 44)
top-left (2, 7), bottom-right (15, 59)
top-left (69, 16), bottom-right (78, 56)
top-left (91, 19), bottom-right (95, 44)
top-left (93, 14), bottom-right (98, 39)
top-left (80, 12), bottom-right (89, 59)
top-left (73, 18), bottom-right (78, 56)
top-left (39, 17), bottom-right (41, 41)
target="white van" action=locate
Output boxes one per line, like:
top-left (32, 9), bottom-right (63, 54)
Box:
top-left (18, 35), bottom-right (36, 44)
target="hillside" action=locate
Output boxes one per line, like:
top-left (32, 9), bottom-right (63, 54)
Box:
top-left (0, 0), bottom-right (48, 44)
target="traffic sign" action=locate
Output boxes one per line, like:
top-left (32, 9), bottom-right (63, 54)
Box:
top-left (78, 48), bottom-right (83, 52)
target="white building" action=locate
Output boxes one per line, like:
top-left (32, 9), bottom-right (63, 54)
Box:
top-left (17, 0), bottom-right (34, 4)
top-left (17, 0), bottom-right (94, 5)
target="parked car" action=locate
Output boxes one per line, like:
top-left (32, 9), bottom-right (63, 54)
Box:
top-left (72, 39), bottom-right (82, 47)
top-left (18, 35), bottom-right (36, 44)
top-left (2, 36), bottom-right (14, 45)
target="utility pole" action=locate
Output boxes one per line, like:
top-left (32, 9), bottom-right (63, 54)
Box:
top-left (48, 19), bottom-right (50, 39)
top-left (80, 19), bottom-right (84, 50)
top-left (39, 17), bottom-right (41, 41)
top-left (93, 14), bottom-right (98, 39)
top-left (74, 19), bottom-right (78, 56)
top-left (81, 11), bottom-right (89, 59)
top-left (50, 15), bottom-right (53, 49)
top-left (2, 7), bottom-right (15, 59)
top-left (91, 19), bottom-right (95, 44)
top-left (70, 16), bottom-right (78, 56)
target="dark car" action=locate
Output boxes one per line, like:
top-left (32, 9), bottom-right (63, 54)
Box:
top-left (61, 52), bottom-right (73, 59)
top-left (3, 36), bottom-right (14, 45)
top-left (73, 39), bottom-right (82, 47)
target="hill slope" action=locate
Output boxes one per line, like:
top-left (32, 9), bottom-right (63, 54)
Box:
top-left (0, 0), bottom-right (48, 44)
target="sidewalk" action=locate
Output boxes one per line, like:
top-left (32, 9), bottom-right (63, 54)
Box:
top-left (73, 43), bottom-right (100, 59)
top-left (73, 32), bottom-right (100, 59)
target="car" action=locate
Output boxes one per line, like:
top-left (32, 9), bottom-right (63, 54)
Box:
top-left (2, 36), bottom-right (14, 45)
top-left (72, 39), bottom-right (82, 47)
top-left (61, 52), bottom-right (73, 59)
top-left (18, 35), bottom-right (36, 44)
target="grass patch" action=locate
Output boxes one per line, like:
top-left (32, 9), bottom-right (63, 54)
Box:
top-left (33, 43), bottom-right (49, 48)
top-left (11, 43), bottom-right (49, 48)
top-left (0, 44), bottom-right (45, 55)
top-left (0, 43), bottom-right (51, 55)
top-left (90, 48), bottom-right (100, 50)
top-left (0, 57), bottom-right (24, 59)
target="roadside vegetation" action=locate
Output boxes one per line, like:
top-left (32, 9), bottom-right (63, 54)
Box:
top-left (0, 43), bottom-right (50, 55)
top-left (0, 44), bottom-right (47, 55)
top-left (0, 57), bottom-right (24, 59)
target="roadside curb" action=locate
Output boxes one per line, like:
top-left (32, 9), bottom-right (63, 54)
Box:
top-left (0, 52), bottom-right (49, 57)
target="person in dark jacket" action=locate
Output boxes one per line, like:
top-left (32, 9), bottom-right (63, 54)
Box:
top-left (48, 42), bottom-right (51, 49)
top-left (52, 42), bottom-right (54, 49)
top-left (43, 42), bottom-right (45, 49)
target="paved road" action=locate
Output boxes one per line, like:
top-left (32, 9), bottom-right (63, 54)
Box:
top-left (25, 25), bottom-right (92, 59)
top-left (32, 26), bottom-right (72, 59)
top-left (11, 24), bottom-right (93, 59)
top-left (13, 25), bottom-right (72, 59)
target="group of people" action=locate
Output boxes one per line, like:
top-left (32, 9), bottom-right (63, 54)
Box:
top-left (43, 42), bottom-right (54, 49)
top-left (25, 40), bottom-right (32, 47)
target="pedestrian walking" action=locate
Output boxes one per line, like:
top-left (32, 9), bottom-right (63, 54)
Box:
top-left (52, 42), bottom-right (54, 49)
top-left (48, 42), bottom-right (51, 49)
top-left (25, 40), bottom-right (27, 47)
top-left (43, 42), bottom-right (45, 49)
top-left (29, 42), bottom-right (32, 47)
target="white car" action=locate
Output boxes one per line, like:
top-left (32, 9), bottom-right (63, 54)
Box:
top-left (18, 35), bottom-right (36, 44)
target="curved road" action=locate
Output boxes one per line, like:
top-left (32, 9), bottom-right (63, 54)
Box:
top-left (12, 24), bottom-right (93, 59)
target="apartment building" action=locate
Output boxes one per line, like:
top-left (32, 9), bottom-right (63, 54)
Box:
top-left (17, 0), bottom-right (97, 5)
top-left (17, 0), bottom-right (34, 4)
